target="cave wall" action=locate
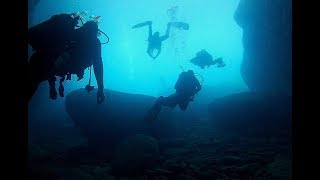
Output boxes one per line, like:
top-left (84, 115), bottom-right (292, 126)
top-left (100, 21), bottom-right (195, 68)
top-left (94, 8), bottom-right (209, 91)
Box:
top-left (234, 0), bottom-right (292, 95)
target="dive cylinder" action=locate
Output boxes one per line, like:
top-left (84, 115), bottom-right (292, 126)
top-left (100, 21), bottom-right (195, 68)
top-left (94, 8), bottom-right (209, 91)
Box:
top-left (28, 14), bottom-right (78, 50)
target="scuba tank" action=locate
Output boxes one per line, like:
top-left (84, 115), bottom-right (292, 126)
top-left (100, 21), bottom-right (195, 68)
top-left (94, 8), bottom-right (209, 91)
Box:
top-left (28, 13), bottom-right (79, 50)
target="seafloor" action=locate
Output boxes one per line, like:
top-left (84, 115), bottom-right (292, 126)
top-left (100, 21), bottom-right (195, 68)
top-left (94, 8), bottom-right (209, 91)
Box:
top-left (28, 118), bottom-right (291, 180)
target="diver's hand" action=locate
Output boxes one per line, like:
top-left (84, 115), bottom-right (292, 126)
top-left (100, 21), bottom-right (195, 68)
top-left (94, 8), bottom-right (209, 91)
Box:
top-left (97, 89), bottom-right (105, 104)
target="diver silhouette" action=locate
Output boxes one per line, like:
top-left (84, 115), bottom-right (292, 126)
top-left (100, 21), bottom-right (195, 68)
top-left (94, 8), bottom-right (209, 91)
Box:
top-left (28, 13), bottom-right (106, 104)
top-left (144, 70), bottom-right (202, 122)
top-left (132, 21), bottom-right (189, 60)
top-left (190, 49), bottom-right (225, 69)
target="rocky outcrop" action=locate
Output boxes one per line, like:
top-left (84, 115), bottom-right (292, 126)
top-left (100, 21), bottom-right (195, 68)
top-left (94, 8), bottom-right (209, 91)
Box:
top-left (65, 89), bottom-right (177, 149)
top-left (234, 0), bottom-right (292, 94)
top-left (208, 92), bottom-right (292, 138)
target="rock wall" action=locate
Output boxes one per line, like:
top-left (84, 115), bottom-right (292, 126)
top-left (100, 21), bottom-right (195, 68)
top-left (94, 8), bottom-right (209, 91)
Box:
top-left (234, 0), bottom-right (292, 95)
top-left (208, 92), bottom-right (292, 138)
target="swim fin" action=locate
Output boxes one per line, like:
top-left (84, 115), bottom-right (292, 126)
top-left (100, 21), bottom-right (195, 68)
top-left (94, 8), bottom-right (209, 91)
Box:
top-left (144, 97), bottom-right (164, 123)
top-left (144, 108), bottom-right (160, 123)
top-left (132, 21), bottom-right (152, 29)
top-left (169, 22), bottom-right (189, 30)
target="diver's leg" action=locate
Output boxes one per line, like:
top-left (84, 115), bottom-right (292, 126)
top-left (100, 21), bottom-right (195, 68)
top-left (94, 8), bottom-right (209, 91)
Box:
top-left (147, 46), bottom-right (154, 59)
top-left (48, 76), bottom-right (57, 100)
top-left (168, 22), bottom-right (189, 30)
top-left (211, 59), bottom-right (219, 66)
top-left (58, 76), bottom-right (65, 97)
top-left (144, 96), bottom-right (164, 122)
top-left (162, 93), bottom-right (180, 108)
top-left (153, 48), bottom-right (161, 60)
top-left (211, 57), bottom-right (223, 66)
top-left (178, 100), bottom-right (190, 111)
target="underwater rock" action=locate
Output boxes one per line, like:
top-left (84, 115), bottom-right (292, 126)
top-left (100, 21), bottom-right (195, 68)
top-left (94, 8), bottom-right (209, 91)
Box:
top-left (111, 134), bottom-right (159, 177)
top-left (28, 144), bottom-right (53, 162)
top-left (208, 92), bottom-right (292, 137)
top-left (159, 138), bottom-right (187, 148)
top-left (176, 174), bottom-right (198, 180)
top-left (216, 156), bottom-right (244, 166)
top-left (234, 0), bottom-right (292, 95)
top-left (63, 168), bottom-right (95, 180)
top-left (65, 89), bottom-right (177, 149)
top-left (265, 154), bottom-right (292, 179)
top-left (65, 90), bottom-right (209, 151)
top-left (236, 163), bottom-right (260, 176)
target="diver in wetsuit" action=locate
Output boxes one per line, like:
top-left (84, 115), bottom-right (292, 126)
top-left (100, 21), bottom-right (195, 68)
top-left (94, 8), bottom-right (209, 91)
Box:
top-left (144, 70), bottom-right (201, 122)
top-left (132, 21), bottom-right (189, 60)
top-left (28, 13), bottom-right (105, 104)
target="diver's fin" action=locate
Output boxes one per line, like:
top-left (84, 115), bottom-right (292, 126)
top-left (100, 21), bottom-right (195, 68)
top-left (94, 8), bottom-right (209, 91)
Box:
top-left (214, 57), bottom-right (223, 64)
top-left (144, 97), bottom-right (164, 123)
top-left (190, 57), bottom-right (197, 64)
top-left (132, 21), bottom-right (152, 29)
top-left (144, 108), bottom-right (161, 123)
top-left (169, 22), bottom-right (189, 30)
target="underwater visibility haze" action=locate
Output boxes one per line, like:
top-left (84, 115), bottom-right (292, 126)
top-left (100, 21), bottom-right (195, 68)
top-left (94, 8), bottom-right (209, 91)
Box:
top-left (28, 0), bottom-right (292, 179)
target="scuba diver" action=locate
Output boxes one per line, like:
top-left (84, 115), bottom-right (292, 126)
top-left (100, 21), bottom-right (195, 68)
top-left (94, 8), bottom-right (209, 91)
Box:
top-left (144, 70), bottom-right (202, 122)
top-left (190, 49), bottom-right (225, 69)
top-left (132, 21), bottom-right (189, 60)
top-left (28, 12), bottom-right (107, 104)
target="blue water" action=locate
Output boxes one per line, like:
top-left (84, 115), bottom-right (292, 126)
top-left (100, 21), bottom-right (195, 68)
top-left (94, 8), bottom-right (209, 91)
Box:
top-left (29, 0), bottom-right (248, 103)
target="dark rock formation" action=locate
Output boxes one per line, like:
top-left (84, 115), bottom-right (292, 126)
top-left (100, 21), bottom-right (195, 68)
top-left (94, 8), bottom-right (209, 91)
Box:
top-left (208, 92), bottom-right (292, 138)
top-left (234, 0), bottom-right (292, 94)
top-left (65, 89), bottom-right (177, 149)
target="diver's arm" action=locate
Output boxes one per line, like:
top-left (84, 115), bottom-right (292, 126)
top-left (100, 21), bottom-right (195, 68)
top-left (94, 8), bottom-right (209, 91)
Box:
top-left (93, 40), bottom-right (104, 91)
top-left (160, 23), bottom-right (171, 41)
top-left (48, 76), bottom-right (57, 100)
top-left (93, 40), bottom-right (105, 104)
top-left (93, 57), bottom-right (104, 90)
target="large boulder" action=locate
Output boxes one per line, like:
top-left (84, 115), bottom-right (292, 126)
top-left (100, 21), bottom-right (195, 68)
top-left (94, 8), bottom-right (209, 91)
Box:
top-left (234, 0), bottom-right (292, 94)
top-left (208, 92), bottom-right (292, 138)
top-left (65, 89), bottom-right (177, 149)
